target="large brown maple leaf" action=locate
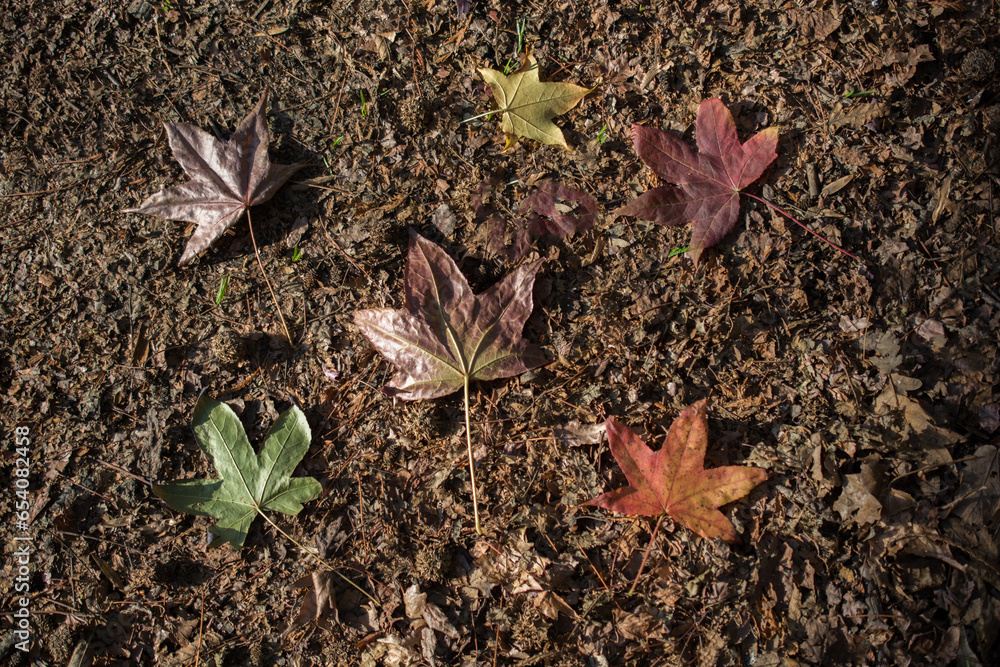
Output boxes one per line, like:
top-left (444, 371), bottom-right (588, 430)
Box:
top-left (353, 229), bottom-right (547, 400)
top-left (587, 399), bottom-right (766, 543)
top-left (616, 98), bottom-right (778, 264)
top-left (126, 88), bottom-right (306, 265)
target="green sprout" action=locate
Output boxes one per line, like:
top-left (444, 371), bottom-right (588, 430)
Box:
top-left (360, 90), bottom-right (368, 117)
top-left (667, 246), bottom-right (690, 259)
top-left (503, 18), bottom-right (528, 74)
top-left (331, 135), bottom-right (344, 148)
top-left (215, 274), bottom-right (230, 305)
top-left (291, 245), bottom-right (302, 263)
top-left (597, 123), bottom-right (608, 144)
top-left (844, 89), bottom-right (876, 99)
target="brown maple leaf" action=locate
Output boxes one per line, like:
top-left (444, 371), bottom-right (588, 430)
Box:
top-left (354, 229), bottom-right (547, 533)
top-left (126, 88), bottom-right (306, 265)
top-left (616, 98), bottom-right (778, 264)
top-left (353, 228), bottom-right (546, 400)
top-left (587, 399), bottom-right (766, 543)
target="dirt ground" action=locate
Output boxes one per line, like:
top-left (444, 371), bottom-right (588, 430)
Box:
top-left (2, 0), bottom-right (999, 665)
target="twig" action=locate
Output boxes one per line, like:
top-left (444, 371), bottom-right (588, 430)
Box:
top-left (319, 213), bottom-right (373, 282)
top-left (194, 590), bottom-right (205, 667)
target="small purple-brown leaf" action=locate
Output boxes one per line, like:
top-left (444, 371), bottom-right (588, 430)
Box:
top-left (522, 181), bottom-right (597, 247)
top-left (125, 88), bottom-right (306, 265)
top-left (354, 229), bottom-right (546, 400)
top-left (488, 181), bottom-right (598, 262)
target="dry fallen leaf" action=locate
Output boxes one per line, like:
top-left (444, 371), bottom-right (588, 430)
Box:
top-left (832, 461), bottom-right (884, 526)
top-left (616, 98), bottom-right (778, 264)
top-left (478, 48), bottom-right (591, 150)
top-left (126, 88), bottom-right (306, 265)
top-left (353, 229), bottom-right (546, 400)
top-left (587, 399), bottom-right (767, 543)
top-left (286, 571), bottom-right (339, 633)
top-left (353, 229), bottom-right (547, 532)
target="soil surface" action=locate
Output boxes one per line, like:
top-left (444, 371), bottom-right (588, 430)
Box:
top-left (2, 1), bottom-right (1000, 665)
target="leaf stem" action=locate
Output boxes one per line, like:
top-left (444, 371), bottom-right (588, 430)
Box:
top-left (257, 510), bottom-right (379, 606)
top-left (246, 209), bottom-right (294, 344)
top-left (742, 192), bottom-right (862, 263)
top-left (464, 375), bottom-right (483, 535)
top-left (628, 514), bottom-right (664, 595)
top-left (461, 109), bottom-right (503, 124)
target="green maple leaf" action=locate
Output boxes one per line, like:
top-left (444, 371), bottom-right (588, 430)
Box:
top-left (154, 394), bottom-right (322, 548)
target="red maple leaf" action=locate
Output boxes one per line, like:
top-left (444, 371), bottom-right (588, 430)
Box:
top-left (587, 399), bottom-right (766, 543)
top-left (616, 98), bottom-right (778, 264)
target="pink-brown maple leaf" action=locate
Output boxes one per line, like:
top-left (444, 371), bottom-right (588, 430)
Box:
top-left (587, 399), bottom-right (766, 543)
top-left (616, 98), bottom-right (778, 264)
top-left (126, 88), bottom-right (306, 265)
top-left (353, 229), bottom-right (547, 400)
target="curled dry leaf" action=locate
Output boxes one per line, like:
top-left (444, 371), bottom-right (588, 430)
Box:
top-left (353, 229), bottom-right (547, 400)
top-left (490, 180), bottom-right (598, 261)
top-left (587, 399), bottom-right (766, 543)
top-left (478, 48), bottom-right (592, 150)
top-left (616, 98), bottom-right (778, 264)
top-left (286, 571), bottom-right (339, 634)
top-left (126, 88), bottom-right (306, 265)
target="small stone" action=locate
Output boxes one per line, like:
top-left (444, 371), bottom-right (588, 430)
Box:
top-left (961, 48), bottom-right (996, 81)
top-left (211, 328), bottom-right (246, 366)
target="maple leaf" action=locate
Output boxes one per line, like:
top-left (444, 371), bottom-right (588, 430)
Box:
top-left (353, 228), bottom-right (546, 400)
top-left (154, 394), bottom-right (322, 548)
top-left (353, 229), bottom-right (546, 533)
top-left (587, 399), bottom-right (766, 543)
top-left (489, 180), bottom-right (598, 261)
top-left (478, 48), bottom-right (591, 150)
top-left (126, 88), bottom-right (306, 265)
top-left (616, 98), bottom-right (778, 264)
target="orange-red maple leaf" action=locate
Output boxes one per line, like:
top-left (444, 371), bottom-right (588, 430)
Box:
top-left (616, 98), bottom-right (778, 264)
top-left (587, 399), bottom-right (766, 543)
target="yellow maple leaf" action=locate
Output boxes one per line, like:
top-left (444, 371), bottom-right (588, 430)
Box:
top-left (477, 48), bottom-right (591, 150)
